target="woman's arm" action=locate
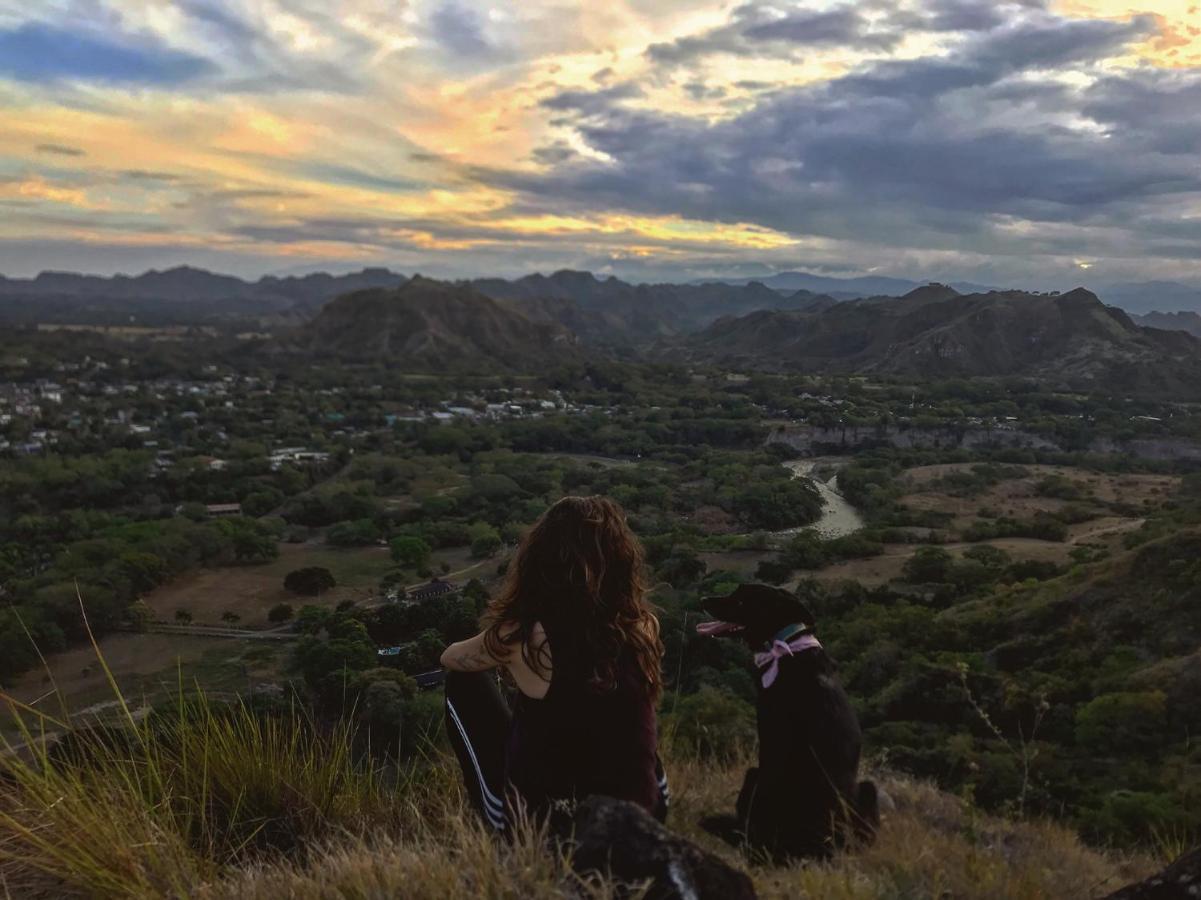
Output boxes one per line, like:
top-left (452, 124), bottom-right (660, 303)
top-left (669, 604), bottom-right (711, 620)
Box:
top-left (440, 630), bottom-right (509, 672)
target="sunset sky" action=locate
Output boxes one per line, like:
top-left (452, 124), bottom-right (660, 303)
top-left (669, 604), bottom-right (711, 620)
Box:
top-left (1, 0), bottom-right (1199, 286)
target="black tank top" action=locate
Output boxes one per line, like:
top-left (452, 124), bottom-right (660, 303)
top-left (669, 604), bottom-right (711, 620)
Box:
top-left (504, 617), bottom-right (659, 818)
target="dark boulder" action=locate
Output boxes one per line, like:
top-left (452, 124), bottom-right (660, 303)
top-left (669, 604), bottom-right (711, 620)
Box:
top-left (569, 796), bottom-right (756, 900)
top-left (1104, 846), bottom-right (1201, 899)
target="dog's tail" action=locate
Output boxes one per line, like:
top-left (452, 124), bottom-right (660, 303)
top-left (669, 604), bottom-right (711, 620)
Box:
top-left (852, 780), bottom-right (881, 845)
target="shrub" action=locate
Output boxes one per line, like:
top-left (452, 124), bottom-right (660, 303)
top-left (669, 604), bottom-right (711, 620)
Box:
top-left (283, 567), bottom-right (337, 597)
top-left (267, 603), bottom-right (294, 624)
top-left (390, 536), bottom-right (431, 568)
top-left (903, 546), bottom-right (954, 584)
top-left (662, 685), bottom-right (756, 763)
top-left (1075, 691), bottom-right (1168, 753)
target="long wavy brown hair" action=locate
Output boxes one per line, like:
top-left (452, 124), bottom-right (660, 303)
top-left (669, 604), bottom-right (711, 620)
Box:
top-left (482, 495), bottom-right (663, 701)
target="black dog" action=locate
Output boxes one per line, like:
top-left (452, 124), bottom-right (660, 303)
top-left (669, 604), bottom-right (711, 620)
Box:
top-left (695, 583), bottom-right (879, 861)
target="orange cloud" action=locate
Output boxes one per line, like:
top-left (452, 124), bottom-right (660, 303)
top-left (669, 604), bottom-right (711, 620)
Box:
top-left (1054, 0), bottom-right (1201, 66)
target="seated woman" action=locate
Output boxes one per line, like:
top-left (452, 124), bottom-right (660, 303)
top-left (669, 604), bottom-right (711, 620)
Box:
top-left (441, 495), bottom-right (667, 832)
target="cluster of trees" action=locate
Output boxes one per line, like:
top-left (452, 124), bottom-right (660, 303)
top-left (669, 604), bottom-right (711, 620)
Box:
top-left (0, 514), bottom-right (279, 678)
top-left (288, 582), bottom-right (490, 757)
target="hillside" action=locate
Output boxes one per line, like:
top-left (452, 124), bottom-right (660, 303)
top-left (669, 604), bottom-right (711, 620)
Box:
top-left (289, 276), bottom-right (578, 369)
top-left (207, 759), bottom-right (1155, 899)
top-left (470, 270), bottom-right (835, 343)
top-left (684, 287), bottom-right (1201, 394)
top-left (0, 697), bottom-right (1156, 899)
top-left (1133, 310), bottom-right (1201, 338)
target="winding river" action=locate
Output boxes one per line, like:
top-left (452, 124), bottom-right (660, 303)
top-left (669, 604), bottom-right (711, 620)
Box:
top-left (778, 458), bottom-right (865, 539)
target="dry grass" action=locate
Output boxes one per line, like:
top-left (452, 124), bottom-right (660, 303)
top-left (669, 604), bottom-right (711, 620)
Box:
top-left (195, 755), bottom-right (1156, 900)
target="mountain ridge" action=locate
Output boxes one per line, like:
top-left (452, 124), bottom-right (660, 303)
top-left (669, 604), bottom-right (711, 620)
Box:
top-left (285, 276), bottom-right (578, 371)
top-left (681, 286), bottom-right (1201, 395)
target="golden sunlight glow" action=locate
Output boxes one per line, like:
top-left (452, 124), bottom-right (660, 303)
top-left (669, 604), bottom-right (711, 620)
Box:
top-left (1055, 0), bottom-right (1201, 66)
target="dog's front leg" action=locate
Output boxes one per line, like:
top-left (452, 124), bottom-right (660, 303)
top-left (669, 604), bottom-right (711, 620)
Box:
top-left (735, 767), bottom-right (760, 828)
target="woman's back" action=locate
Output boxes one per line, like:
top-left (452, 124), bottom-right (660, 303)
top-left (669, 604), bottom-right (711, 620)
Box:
top-left (505, 617), bottom-right (660, 817)
top-left (439, 496), bottom-right (666, 828)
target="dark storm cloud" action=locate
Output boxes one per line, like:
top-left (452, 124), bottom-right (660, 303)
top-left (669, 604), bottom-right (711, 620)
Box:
top-left (882, 0), bottom-right (1048, 35)
top-left (479, 5), bottom-right (1193, 266)
top-left (542, 82), bottom-right (644, 114)
top-left (647, 3), bottom-right (900, 66)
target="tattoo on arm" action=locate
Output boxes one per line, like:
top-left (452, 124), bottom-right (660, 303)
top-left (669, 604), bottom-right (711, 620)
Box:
top-left (453, 645), bottom-right (496, 670)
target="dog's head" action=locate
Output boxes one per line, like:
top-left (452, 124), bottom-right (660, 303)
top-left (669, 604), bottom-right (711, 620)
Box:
top-left (695, 583), bottom-right (817, 648)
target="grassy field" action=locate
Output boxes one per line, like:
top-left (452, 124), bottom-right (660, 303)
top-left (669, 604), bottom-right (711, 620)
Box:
top-left (898, 464), bottom-right (1175, 531)
top-left (141, 542), bottom-right (485, 627)
top-left (0, 635), bottom-right (285, 741)
top-left (6, 539), bottom-right (495, 726)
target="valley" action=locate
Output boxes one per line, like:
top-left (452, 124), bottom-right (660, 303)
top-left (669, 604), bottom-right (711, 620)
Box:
top-left (0, 268), bottom-right (1198, 875)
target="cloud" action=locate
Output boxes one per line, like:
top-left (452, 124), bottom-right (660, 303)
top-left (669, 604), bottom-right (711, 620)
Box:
top-left (481, 5), bottom-right (1194, 279)
top-left (36, 143), bottom-right (85, 157)
top-left (0, 0), bottom-right (1198, 286)
top-left (429, 1), bottom-right (495, 57)
top-left (647, 2), bottom-right (900, 67)
top-left (542, 82), bottom-right (644, 115)
top-left (0, 22), bottom-right (214, 85)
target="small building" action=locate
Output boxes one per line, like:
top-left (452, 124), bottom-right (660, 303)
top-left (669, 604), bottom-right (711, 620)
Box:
top-left (409, 578), bottom-right (458, 601)
top-left (205, 502), bottom-right (243, 518)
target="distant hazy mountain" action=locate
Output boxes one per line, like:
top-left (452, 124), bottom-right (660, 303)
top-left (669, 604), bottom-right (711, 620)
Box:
top-left (469, 269), bottom-right (837, 342)
top-left (682, 286), bottom-right (1201, 395)
top-left (700, 271), bottom-right (997, 299)
top-left (1094, 281), bottom-right (1201, 315)
top-left (1133, 310), bottom-right (1201, 338)
top-left (0, 265), bottom-right (407, 322)
top-left (289, 276), bottom-right (577, 370)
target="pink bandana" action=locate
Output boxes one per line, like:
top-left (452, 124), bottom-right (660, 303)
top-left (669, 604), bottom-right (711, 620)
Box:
top-left (753, 633), bottom-right (822, 688)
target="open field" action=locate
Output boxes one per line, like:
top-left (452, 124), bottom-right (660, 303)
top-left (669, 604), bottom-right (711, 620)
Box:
top-left (141, 543), bottom-right (397, 626)
top-left (141, 542), bottom-right (486, 627)
top-left (898, 463), bottom-right (1177, 530)
top-left (2, 541), bottom-right (497, 726)
top-left (1, 634), bottom-right (286, 740)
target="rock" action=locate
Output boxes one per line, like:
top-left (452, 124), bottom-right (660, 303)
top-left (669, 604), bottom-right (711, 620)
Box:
top-left (1103, 846), bottom-right (1201, 899)
top-left (569, 796), bottom-right (757, 900)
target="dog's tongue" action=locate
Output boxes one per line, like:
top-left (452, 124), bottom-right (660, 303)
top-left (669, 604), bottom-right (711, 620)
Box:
top-left (696, 620), bottom-right (742, 636)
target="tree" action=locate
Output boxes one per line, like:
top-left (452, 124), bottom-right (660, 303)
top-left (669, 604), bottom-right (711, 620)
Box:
top-left (221, 610), bottom-right (241, 625)
top-left (326, 518), bottom-right (382, 547)
top-left (657, 549), bottom-right (707, 587)
top-left (296, 604), bottom-right (333, 634)
top-left (1075, 691), bottom-right (1168, 753)
top-left (462, 578), bottom-right (490, 613)
top-left (284, 566), bottom-right (337, 596)
top-left (390, 536), bottom-right (431, 568)
top-left (468, 521), bottom-right (502, 559)
top-left (125, 600), bottom-right (152, 632)
top-left (902, 546), bottom-right (954, 584)
top-left (268, 602), bottom-right (294, 624)
top-left (174, 608), bottom-right (193, 625)
top-left (241, 489), bottom-right (283, 518)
